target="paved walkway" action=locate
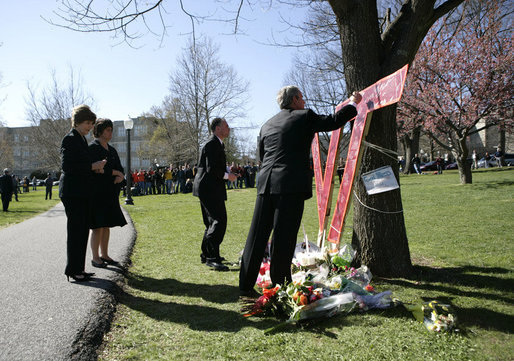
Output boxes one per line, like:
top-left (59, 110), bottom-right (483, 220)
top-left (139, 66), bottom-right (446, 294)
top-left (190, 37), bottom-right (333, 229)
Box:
top-left (0, 203), bottom-right (136, 361)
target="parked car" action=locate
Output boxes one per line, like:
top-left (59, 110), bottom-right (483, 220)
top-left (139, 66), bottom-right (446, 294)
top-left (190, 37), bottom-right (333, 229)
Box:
top-left (503, 153), bottom-right (514, 166)
top-left (419, 161), bottom-right (438, 171)
top-left (445, 162), bottom-right (458, 170)
top-left (477, 156), bottom-right (497, 168)
top-left (445, 158), bottom-right (473, 170)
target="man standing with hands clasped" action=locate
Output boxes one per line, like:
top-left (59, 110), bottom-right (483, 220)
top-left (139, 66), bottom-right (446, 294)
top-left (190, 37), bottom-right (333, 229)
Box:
top-left (239, 86), bottom-right (362, 296)
top-left (193, 117), bottom-right (237, 271)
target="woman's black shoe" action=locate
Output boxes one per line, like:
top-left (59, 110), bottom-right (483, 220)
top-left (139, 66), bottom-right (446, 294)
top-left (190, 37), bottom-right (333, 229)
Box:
top-left (66, 274), bottom-right (91, 282)
top-left (91, 260), bottom-right (107, 268)
top-left (100, 257), bottom-right (120, 266)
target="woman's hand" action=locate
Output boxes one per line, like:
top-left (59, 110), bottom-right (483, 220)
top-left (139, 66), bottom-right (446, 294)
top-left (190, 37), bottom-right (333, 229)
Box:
top-left (112, 169), bottom-right (124, 178)
top-left (92, 159), bottom-right (107, 171)
top-left (114, 175), bottom-right (124, 184)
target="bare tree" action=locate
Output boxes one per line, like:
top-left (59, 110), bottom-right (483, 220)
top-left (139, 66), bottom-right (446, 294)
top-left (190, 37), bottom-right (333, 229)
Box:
top-left (168, 36), bottom-right (249, 161)
top-left (25, 67), bottom-right (94, 171)
top-left (144, 96), bottom-right (198, 164)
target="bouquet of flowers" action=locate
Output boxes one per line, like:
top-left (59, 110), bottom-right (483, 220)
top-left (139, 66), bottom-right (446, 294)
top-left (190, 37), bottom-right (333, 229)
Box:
top-left (241, 243), bottom-right (397, 333)
top-left (403, 300), bottom-right (458, 332)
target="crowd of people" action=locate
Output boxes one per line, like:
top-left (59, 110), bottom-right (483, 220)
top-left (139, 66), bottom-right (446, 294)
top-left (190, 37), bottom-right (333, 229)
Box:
top-left (128, 161), bottom-right (259, 196)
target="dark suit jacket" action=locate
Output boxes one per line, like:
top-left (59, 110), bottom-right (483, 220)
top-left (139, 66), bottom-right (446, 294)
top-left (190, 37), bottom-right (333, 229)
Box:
top-left (59, 129), bottom-right (94, 199)
top-left (257, 105), bottom-right (357, 200)
top-left (0, 174), bottom-right (14, 194)
top-left (193, 135), bottom-right (227, 201)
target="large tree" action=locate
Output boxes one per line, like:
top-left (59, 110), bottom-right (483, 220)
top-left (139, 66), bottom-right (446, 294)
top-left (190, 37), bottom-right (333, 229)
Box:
top-left (25, 68), bottom-right (94, 171)
top-left (51, 0), bottom-right (466, 277)
top-left (399, 0), bottom-right (513, 184)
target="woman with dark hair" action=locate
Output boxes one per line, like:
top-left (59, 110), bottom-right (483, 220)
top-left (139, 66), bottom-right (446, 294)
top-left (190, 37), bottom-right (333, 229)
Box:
top-left (88, 119), bottom-right (127, 268)
top-left (59, 105), bottom-right (106, 282)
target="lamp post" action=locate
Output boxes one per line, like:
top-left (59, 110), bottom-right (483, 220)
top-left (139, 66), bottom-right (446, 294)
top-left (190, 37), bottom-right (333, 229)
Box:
top-left (124, 118), bottom-right (134, 205)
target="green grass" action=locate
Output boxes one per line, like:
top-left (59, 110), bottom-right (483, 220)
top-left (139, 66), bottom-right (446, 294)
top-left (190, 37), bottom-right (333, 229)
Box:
top-left (96, 168), bottom-right (513, 360)
top-left (0, 187), bottom-right (60, 229)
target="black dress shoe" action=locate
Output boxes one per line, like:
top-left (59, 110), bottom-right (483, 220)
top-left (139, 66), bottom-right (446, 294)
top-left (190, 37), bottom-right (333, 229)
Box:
top-left (201, 254), bottom-right (226, 264)
top-left (206, 260), bottom-right (229, 271)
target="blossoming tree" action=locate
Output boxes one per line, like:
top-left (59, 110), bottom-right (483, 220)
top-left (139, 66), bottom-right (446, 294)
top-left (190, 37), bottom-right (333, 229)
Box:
top-left (398, 1), bottom-right (513, 184)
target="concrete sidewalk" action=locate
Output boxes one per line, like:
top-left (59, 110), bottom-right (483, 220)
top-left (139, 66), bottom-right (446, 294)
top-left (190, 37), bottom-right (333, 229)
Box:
top-left (0, 203), bottom-right (136, 361)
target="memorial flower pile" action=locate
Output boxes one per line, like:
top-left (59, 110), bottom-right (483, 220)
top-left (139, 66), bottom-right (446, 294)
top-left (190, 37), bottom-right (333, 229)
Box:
top-left (241, 241), bottom-right (458, 334)
top-left (241, 243), bottom-right (395, 333)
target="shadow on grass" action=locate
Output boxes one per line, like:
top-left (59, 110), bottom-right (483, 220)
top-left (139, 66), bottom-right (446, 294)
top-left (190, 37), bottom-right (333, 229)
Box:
top-left (126, 274), bottom-right (242, 304)
top-left (474, 180), bottom-right (514, 189)
top-left (381, 265), bottom-right (514, 333)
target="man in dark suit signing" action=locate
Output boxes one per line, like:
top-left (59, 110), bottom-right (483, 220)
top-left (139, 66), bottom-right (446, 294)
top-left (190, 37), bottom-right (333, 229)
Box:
top-left (239, 86), bottom-right (362, 296)
top-left (193, 117), bottom-right (237, 271)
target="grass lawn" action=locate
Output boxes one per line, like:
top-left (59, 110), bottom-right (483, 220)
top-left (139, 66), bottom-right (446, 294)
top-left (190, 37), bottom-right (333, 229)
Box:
top-left (0, 187), bottom-right (60, 229)
top-left (96, 168), bottom-right (513, 360)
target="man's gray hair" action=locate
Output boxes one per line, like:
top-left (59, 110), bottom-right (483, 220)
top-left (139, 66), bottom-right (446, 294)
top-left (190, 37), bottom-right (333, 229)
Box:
top-left (276, 86), bottom-right (301, 109)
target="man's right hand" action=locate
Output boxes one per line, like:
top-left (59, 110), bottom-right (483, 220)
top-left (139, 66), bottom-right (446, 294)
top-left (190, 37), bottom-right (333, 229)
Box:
top-left (350, 91), bottom-right (362, 104)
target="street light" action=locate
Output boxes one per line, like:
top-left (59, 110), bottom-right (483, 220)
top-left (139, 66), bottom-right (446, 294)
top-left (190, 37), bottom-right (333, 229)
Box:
top-left (124, 118), bottom-right (134, 205)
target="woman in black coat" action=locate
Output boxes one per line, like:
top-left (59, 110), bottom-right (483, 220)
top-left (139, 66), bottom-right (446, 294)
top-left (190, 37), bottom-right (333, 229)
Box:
top-left (59, 105), bottom-right (106, 282)
top-left (88, 119), bottom-right (127, 268)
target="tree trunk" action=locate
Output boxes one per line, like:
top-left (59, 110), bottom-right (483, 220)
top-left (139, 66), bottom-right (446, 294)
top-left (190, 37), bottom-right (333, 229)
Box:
top-left (455, 137), bottom-right (472, 184)
top-left (401, 127), bottom-right (421, 174)
top-left (351, 106), bottom-right (413, 276)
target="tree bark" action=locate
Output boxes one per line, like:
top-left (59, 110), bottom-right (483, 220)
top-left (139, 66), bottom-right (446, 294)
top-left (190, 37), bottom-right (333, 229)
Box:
top-left (455, 137), bottom-right (472, 184)
top-left (401, 127), bottom-right (421, 174)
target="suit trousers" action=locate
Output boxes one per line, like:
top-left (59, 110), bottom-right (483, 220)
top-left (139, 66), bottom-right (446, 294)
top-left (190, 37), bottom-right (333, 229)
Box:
top-left (199, 197), bottom-right (227, 261)
top-left (1, 193), bottom-right (11, 211)
top-left (62, 197), bottom-right (90, 275)
top-left (239, 193), bottom-right (304, 292)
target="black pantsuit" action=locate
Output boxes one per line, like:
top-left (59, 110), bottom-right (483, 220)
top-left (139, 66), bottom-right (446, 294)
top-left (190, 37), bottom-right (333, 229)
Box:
top-left (62, 197), bottom-right (90, 275)
top-left (59, 129), bottom-right (94, 276)
top-left (239, 104), bottom-right (358, 292)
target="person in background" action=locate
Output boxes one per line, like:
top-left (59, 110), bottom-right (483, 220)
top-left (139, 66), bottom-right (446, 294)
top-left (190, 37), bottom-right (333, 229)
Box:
top-left (164, 166), bottom-right (173, 194)
top-left (435, 156), bottom-right (444, 174)
top-left (23, 176), bottom-right (30, 193)
top-left (32, 176), bottom-right (37, 191)
top-left (59, 104), bottom-right (106, 282)
top-left (495, 146), bottom-right (504, 168)
top-left (0, 168), bottom-right (14, 212)
top-left (88, 119), bottom-right (127, 268)
top-left (484, 152), bottom-right (491, 168)
top-left (411, 154), bottom-right (421, 174)
top-left (44, 173), bottom-right (54, 200)
top-left (472, 150), bottom-right (478, 169)
top-left (12, 174), bottom-right (19, 202)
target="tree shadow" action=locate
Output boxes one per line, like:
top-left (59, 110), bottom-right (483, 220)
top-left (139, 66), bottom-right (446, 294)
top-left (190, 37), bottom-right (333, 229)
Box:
top-left (114, 280), bottom-right (274, 333)
top-left (379, 265), bottom-right (514, 333)
top-left (125, 274), bottom-right (241, 304)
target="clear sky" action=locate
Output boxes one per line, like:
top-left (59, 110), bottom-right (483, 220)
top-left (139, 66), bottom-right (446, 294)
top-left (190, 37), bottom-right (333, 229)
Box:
top-left (0, 1), bottom-right (309, 144)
